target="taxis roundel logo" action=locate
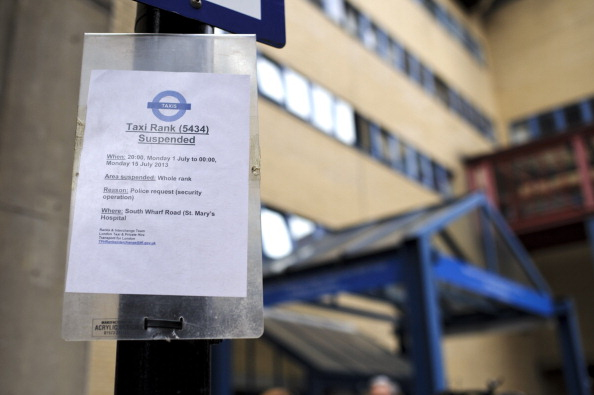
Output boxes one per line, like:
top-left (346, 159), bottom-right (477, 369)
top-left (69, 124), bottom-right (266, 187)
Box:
top-left (147, 90), bottom-right (192, 122)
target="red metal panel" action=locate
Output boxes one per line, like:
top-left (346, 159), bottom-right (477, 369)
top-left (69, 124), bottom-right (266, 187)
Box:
top-left (465, 127), bottom-right (594, 238)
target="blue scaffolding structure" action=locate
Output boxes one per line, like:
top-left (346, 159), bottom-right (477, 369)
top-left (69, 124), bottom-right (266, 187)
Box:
top-left (261, 193), bottom-right (590, 395)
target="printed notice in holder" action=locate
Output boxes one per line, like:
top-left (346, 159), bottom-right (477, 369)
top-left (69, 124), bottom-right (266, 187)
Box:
top-left (66, 70), bottom-right (250, 298)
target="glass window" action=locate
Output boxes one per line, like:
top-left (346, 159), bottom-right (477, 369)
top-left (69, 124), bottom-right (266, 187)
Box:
top-left (376, 29), bottom-right (390, 60)
top-left (435, 77), bottom-right (449, 106)
top-left (448, 89), bottom-right (462, 115)
top-left (406, 53), bottom-right (422, 84)
top-left (335, 99), bottom-right (357, 145)
top-left (405, 145), bottom-right (420, 180)
top-left (564, 103), bottom-right (583, 129)
top-left (420, 155), bottom-right (434, 189)
top-left (553, 109), bottom-right (567, 131)
top-left (284, 69), bottom-right (312, 120)
top-left (358, 14), bottom-right (377, 51)
top-left (435, 165), bottom-right (453, 196)
top-left (435, 3), bottom-right (448, 25)
top-left (261, 209), bottom-right (293, 259)
top-left (355, 114), bottom-right (372, 154)
top-left (311, 84), bottom-right (335, 134)
top-left (421, 65), bottom-right (435, 94)
top-left (257, 57), bottom-right (285, 104)
top-left (343, 2), bottom-right (358, 36)
top-left (391, 41), bottom-right (406, 72)
top-left (369, 123), bottom-right (383, 160)
top-left (537, 112), bottom-right (557, 137)
top-left (510, 121), bottom-right (531, 145)
top-left (288, 215), bottom-right (317, 240)
top-left (323, 0), bottom-right (345, 24)
top-left (387, 135), bottom-right (403, 171)
top-left (581, 100), bottom-right (594, 123)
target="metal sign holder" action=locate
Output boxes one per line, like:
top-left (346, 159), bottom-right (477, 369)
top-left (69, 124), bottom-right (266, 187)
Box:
top-left (63, 7), bottom-right (263, 394)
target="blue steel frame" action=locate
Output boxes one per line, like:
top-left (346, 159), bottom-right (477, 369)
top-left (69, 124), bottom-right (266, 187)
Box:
top-left (257, 193), bottom-right (589, 395)
top-left (135, 0), bottom-right (286, 48)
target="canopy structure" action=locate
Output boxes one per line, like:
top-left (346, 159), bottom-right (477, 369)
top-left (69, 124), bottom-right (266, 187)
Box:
top-left (263, 193), bottom-right (590, 395)
top-left (262, 311), bottom-right (412, 393)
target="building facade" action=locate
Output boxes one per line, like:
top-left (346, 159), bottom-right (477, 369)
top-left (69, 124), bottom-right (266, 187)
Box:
top-left (1, 0), bottom-right (593, 394)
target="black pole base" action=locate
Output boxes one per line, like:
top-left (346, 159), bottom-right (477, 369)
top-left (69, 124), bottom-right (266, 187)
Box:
top-left (114, 340), bottom-right (211, 395)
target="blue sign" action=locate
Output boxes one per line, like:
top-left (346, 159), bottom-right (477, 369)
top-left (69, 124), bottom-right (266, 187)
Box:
top-left (135, 0), bottom-right (286, 48)
top-left (147, 90), bottom-right (192, 122)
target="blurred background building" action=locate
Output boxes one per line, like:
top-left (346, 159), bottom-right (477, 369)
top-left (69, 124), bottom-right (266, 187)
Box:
top-left (1, 0), bottom-right (594, 394)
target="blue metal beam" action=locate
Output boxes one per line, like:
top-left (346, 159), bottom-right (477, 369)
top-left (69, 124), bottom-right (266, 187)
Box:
top-left (481, 201), bottom-right (551, 293)
top-left (403, 237), bottom-right (447, 395)
top-left (263, 248), bottom-right (405, 306)
top-left (407, 193), bottom-right (486, 239)
top-left (434, 254), bottom-right (556, 316)
top-left (479, 207), bottom-right (498, 272)
top-left (555, 299), bottom-right (591, 395)
top-left (584, 216), bottom-right (594, 271)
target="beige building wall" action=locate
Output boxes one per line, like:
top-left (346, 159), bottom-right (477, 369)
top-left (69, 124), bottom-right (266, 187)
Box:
top-left (484, 0), bottom-right (594, 382)
top-left (486, 0), bottom-right (594, 127)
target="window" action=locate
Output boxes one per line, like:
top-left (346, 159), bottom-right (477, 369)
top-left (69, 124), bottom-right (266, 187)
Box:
top-left (412, 0), bottom-right (485, 64)
top-left (537, 112), bottom-right (557, 137)
top-left (343, 2), bottom-right (358, 36)
top-left (355, 115), bottom-right (372, 154)
top-left (435, 165), bottom-right (453, 197)
top-left (358, 14), bottom-right (377, 51)
top-left (323, 0), bottom-right (345, 24)
top-left (420, 155), bottom-right (434, 189)
top-left (311, 84), bottom-right (335, 134)
top-left (582, 99), bottom-right (594, 123)
top-left (376, 29), bottom-right (391, 60)
top-left (435, 77), bottom-right (449, 107)
top-left (261, 209), bottom-right (293, 259)
top-left (307, 0), bottom-right (492, 140)
top-left (257, 57), bottom-right (285, 104)
top-left (405, 53), bottom-right (422, 84)
top-left (284, 69), bottom-right (312, 120)
top-left (335, 99), bottom-right (357, 145)
top-left (391, 41), bottom-right (406, 72)
top-left (388, 135), bottom-right (404, 171)
top-left (421, 65), bottom-right (435, 94)
top-left (288, 215), bottom-right (317, 240)
top-left (510, 121), bottom-right (531, 145)
top-left (255, 54), bottom-right (454, 195)
top-left (405, 145), bottom-right (420, 180)
top-left (564, 103), bottom-right (583, 129)
top-left (369, 123), bottom-right (383, 160)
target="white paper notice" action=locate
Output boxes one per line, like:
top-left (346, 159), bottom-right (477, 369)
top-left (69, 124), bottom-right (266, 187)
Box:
top-left (66, 70), bottom-right (251, 297)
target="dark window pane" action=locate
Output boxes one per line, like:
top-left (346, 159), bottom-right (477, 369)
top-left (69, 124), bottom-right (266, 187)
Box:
top-left (565, 103), bottom-right (583, 129)
top-left (355, 114), bottom-right (372, 154)
top-left (538, 112), bottom-right (557, 137)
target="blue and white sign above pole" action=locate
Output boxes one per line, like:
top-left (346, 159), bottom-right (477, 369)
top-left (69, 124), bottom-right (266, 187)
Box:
top-left (135, 0), bottom-right (286, 48)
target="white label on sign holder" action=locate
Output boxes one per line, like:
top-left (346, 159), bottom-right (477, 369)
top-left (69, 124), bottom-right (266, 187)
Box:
top-left (209, 0), bottom-right (261, 19)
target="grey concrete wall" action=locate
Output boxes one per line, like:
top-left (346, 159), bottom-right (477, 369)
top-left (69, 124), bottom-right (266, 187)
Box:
top-left (0, 0), bottom-right (109, 393)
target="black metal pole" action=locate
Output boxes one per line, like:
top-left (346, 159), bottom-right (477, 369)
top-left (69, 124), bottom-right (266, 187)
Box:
top-left (134, 3), bottom-right (213, 34)
top-left (115, 340), bottom-right (212, 395)
top-left (114, 6), bottom-right (214, 394)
